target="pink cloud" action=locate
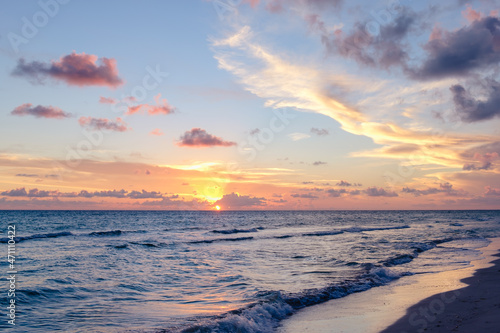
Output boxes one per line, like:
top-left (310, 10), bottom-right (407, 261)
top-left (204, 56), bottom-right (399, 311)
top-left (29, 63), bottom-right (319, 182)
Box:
top-left (245, 0), bottom-right (260, 7)
top-left (429, 25), bottom-right (443, 41)
top-left (177, 128), bottom-right (236, 148)
top-left (462, 5), bottom-right (482, 22)
top-left (78, 117), bottom-right (130, 132)
top-left (12, 52), bottom-right (124, 88)
top-left (126, 94), bottom-right (175, 116)
top-left (11, 103), bottom-right (71, 119)
top-left (485, 186), bottom-right (500, 196)
top-left (150, 128), bottom-right (164, 136)
top-left (99, 96), bottom-right (117, 104)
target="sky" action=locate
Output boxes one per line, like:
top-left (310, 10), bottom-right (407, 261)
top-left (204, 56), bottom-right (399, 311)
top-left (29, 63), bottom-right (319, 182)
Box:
top-left (0, 0), bottom-right (499, 210)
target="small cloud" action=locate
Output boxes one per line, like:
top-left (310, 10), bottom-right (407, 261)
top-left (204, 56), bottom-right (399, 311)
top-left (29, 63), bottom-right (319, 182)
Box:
top-left (99, 96), bottom-right (117, 104)
top-left (126, 94), bottom-right (175, 115)
top-left (310, 127), bottom-right (329, 136)
top-left (463, 162), bottom-right (492, 171)
top-left (336, 180), bottom-right (362, 187)
top-left (127, 190), bottom-right (162, 199)
top-left (78, 117), bottom-right (130, 132)
top-left (16, 173), bottom-right (39, 178)
top-left (150, 128), bottom-right (164, 136)
top-left (313, 161), bottom-right (327, 166)
top-left (250, 128), bottom-right (260, 135)
top-left (12, 52), bottom-right (123, 88)
top-left (177, 128), bottom-right (236, 148)
top-left (215, 192), bottom-right (266, 208)
top-left (1, 188), bottom-right (28, 197)
top-left (145, 170), bottom-right (151, 175)
top-left (451, 80), bottom-right (500, 122)
top-left (364, 187), bottom-right (398, 197)
top-left (291, 193), bottom-right (318, 199)
top-left (11, 103), bottom-right (71, 119)
top-left (288, 132), bottom-right (311, 141)
top-left (462, 5), bottom-right (482, 22)
top-left (182, 182), bottom-right (189, 186)
top-left (485, 186), bottom-right (500, 196)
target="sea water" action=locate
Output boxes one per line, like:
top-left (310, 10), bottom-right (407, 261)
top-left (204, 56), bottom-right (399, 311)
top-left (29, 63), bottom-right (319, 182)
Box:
top-left (1, 210), bottom-right (499, 332)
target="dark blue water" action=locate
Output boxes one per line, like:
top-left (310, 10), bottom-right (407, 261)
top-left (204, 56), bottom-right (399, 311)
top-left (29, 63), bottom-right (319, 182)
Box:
top-left (1, 210), bottom-right (499, 332)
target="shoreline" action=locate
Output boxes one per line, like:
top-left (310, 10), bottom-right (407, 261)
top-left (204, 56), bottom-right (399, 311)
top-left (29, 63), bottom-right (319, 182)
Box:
top-left (278, 237), bottom-right (500, 333)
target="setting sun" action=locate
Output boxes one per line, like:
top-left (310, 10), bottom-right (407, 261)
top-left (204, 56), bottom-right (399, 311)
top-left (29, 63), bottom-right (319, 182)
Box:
top-left (215, 205), bottom-right (221, 211)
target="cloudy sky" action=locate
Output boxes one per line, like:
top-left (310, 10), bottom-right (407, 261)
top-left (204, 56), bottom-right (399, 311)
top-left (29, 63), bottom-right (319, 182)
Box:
top-left (0, 0), bottom-right (499, 210)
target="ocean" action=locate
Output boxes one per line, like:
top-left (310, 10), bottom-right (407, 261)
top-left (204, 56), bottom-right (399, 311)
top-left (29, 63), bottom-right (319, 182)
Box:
top-left (1, 210), bottom-right (499, 332)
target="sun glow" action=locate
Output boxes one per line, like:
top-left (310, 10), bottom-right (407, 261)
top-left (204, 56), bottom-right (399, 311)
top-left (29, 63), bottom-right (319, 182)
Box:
top-left (216, 205), bottom-right (221, 211)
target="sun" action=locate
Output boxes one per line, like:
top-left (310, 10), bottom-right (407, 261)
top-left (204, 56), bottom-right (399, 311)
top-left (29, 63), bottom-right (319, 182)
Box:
top-left (215, 205), bottom-right (221, 211)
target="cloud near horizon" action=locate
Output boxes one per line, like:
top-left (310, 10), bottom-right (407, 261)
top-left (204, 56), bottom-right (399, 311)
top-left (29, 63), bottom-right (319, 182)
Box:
top-left (215, 192), bottom-right (266, 208)
top-left (11, 103), bottom-right (71, 119)
top-left (1, 188), bottom-right (164, 199)
top-left (12, 52), bottom-right (124, 88)
top-left (177, 128), bottom-right (236, 147)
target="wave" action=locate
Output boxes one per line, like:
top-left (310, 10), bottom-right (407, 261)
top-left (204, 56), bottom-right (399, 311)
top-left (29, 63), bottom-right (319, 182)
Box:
top-left (302, 230), bottom-right (343, 237)
top-left (176, 266), bottom-right (411, 333)
top-left (212, 228), bottom-right (260, 235)
top-left (174, 236), bottom-right (465, 333)
top-left (1, 228), bottom-right (148, 243)
top-left (188, 236), bottom-right (254, 244)
top-left (343, 225), bottom-right (410, 233)
top-left (0, 231), bottom-right (73, 243)
top-left (89, 230), bottom-right (123, 236)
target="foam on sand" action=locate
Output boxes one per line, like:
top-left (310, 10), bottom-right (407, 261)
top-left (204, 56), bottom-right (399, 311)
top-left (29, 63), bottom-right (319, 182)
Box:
top-left (277, 237), bottom-right (500, 333)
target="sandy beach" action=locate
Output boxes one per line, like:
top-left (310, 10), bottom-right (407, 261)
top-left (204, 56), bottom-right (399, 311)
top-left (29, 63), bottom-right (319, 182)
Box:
top-left (278, 238), bottom-right (500, 333)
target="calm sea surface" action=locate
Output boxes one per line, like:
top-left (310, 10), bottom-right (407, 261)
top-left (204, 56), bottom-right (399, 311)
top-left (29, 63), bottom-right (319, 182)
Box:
top-left (1, 210), bottom-right (499, 332)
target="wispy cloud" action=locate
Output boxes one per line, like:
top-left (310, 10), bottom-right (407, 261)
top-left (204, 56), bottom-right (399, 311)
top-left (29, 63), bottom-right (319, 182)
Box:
top-left (288, 132), bottom-right (311, 141)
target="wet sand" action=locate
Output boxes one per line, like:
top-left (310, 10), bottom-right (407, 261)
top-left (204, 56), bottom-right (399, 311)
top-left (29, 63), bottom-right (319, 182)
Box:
top-left (278, 238), bottom-right (500, 333)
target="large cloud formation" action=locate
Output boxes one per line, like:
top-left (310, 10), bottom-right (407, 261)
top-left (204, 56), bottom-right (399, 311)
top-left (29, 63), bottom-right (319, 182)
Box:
top-left (326, 7), bottom-right (417, 69)
top-left (410, 16), bottom-right (500, 80)
top-left (12, 52), bottom-right (124, 88)
top-left (177, 128), bottom-right (236, 147)
top-left (11, 103), bottom-right (71, 119)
